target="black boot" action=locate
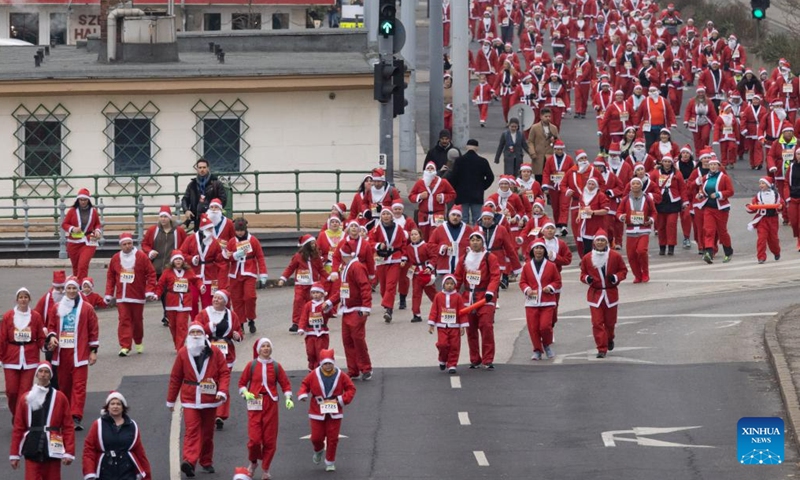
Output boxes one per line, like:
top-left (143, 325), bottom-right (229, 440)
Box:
top-left (659, 246), bottom-right (666, 256)
top-left (410, 315), bottom-right (422, 323)
top-left (667, 245), bottom-right (675, 256)
top-left (398, 295), bottom-right (407, 310)
top-left (248, 319), bottom-right (256, 334)
top-left (500, 274), bottom-right (509, 290)
top-left (384, 308), bottom-right (393, 323)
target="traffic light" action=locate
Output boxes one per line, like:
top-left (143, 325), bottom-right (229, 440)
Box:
top-left (379, 0), bottom-right (396, 38)
top-left (751, 0), bottom-right (770, 19)
top-left (392, 59), bottom-right (408, 117)
top-left (374, 59), bottom-right (397, 103)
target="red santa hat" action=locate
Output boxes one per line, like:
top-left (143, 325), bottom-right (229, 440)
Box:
top-left (633, 138), bottom-right (646, 147)
top-left (449, 205), bottom-right (463, 216)
top-left (586, 177), bottom-right (599, 187)
top-left (708, 157), bottom-right (721, 165)
top-left (710, 59), bottom-right (720, 66)
top-left (310, 282), bottom-right (326, 294)
top-left (633, 83), bottom-right (644, 91)
top-left (520, 163), bottom-right (533, 171)
top-left (392, 202), bottom-right (404, 211)
top-left (771, 99), bottom-right (784, 107)
top-left (555, 54), bottom-right (564, 61)
top-left (81, 277), bottom-right (94, 288)
top-left (660, 127), bottom-right (672, 135)
top-left (380, 207), bottom-right (393, 216)
top-left (170, 249), bottom-right (184, 262)
top-left (532, 199), bottom-right (546, 212)
top-left (529, 239), bottom-right (548, 256)
top-left (661, 155), bottom-right (674, 163)
top-left (35, 361), bottom-right (53, 376)
top-left (209, 198), bottom-right (224, 210)
top-left (633, 164), bottom-right (646, 172)
top-left (594, 228), bottom-right (608, 241)
top-left (480, 206), bottom-right (495, 218)
top-left (76, 188), bottom-right (91, 200)
top-left (327, 216), bottom-right (342, 229)
top-left (319, 348), bottom-right (336, 366)
top-left (575, 149), bottom-right (588, 160)
top-left (600, 82), bottom-right (611, 89)
top-left (105, 391), bottom-right (128, 408)
top-left (553, 139), bottom-right (566, 149)
top-left (542, 222), bottom-right (556, 230)
top-left (614, 89), bottom-right (624, 96)
top-left (371, 168), bottom-right (386, 181)
top-left (118, 232), bottom-right (134, 244)
top-left (441, 274), bottom-right (457, 286)
top-left (593, 157), bottom-right (606, 167)
top-left (213, 289), bottom-right (230, 305)
top-left (254, 338), bottom-right (273, 359)
top-left (680, 144), bottom-right (693, 154)
top-left (782, 122), bottom-right (794, 133)
top-left (298, 234), bottom-right (315, 247)
top-left (233, 467), bottom-right (253, 480)
top-left (630, 177), bottom-right (644, 186)
top-left (333, 202), bottom-right (348, 215)
top-left (498, 176), bottom-right (514, 185)
top-left (199, 214), bottom-right (214, 230)
top-left (608, 143), bottom-right (621, 155)
top-left (759, 177), bottom-right (773, 187)
top-left (469, 231), bottom-right (486, 243)
top-left (188, 322), bottom-right (206, 336)
top-left (698, 148), bottom-right (713, 159)
top-left (52, 270), bottom-right (66, 287)
top-left (577, 47), bottom-right (587, 56)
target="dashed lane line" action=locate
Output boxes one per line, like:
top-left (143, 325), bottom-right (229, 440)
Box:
top-left (458, 411), bottom-right (471, 425)
top-left (450, 376), bottom-right (461, 389)
top-left (473, 450), bottom-right (490, 466)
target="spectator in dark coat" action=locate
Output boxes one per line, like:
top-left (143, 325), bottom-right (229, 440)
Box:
top-left (181, 158), bottom-right (228, 232)
top-left (446, 139), bottom-right (495, 224)
top-left (494, 117), bottom-right (531, 176)
top-left (425, 129), bottom-right (461, 176)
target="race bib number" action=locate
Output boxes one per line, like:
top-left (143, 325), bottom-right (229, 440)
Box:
top-left (671, 75), bottom-right (680, 83)
top-left (657, 55), bottom-right (664, 63)
top-left (340, 283), bottom-right (350, 299)
top-left (609, 59), bottom-right (617, 67)
top-left (86, 236), bottom-right (98, 247)
top-left (783, 84), bottom-right (793, 93)
top-left (746, 92), bottom-right (755, 100)
top-left (576, 68), bottom-right (583, 77)
top-left (578, 32), bottom-right (585, 39)
top-left (433, 214), bottom-right (445, 226)
top-left (466, 270), bottom-right (482, 286)
top-left (211, 280), bottom-right (219, 295)
top-left (501, 18), bottom-right (509, 26)
top-left (212, 340), bottom-right (229, 356)
top-left (70, 230), bottom-right (85, 240)
top-left (529, 227), bottom-right (541, 236)
top-left (173, 278), bottom-right (189, 293)
top-left (247, 395), bottom-right (263, 411)
top-left (556, 98), bottom-right (566, 108)
top-left (199, 378), bottom-right (217, 396)
top-left (642, 122), bottom-right (651, 132)
top-left (688, 118), bottom-right (696, 129)
top-left (407, 267), bottom-right (415, 279)
top-left (295, 269), bottom-right (312, 285)
top-left (120, 269), bottom-right (135, 284)
top-left (13, 328), bottom-right (31, 343)
top-left (624, 61), bottom-right (632, 70)
top-left (619, 112), bottom-right (629, 122)
top-left (580, 208), bottom-right (592, 219)
top-left (49, 432), bottom-right (65, 457)
top-left (373, 254), bottom-right (385, 266)
top-left (630, 211), bottom-right (645, 225)
top-left (722, 126), bottom-right (733, 136)
top-left (236, 241), bottom-right (253, 256)
top-left (309, 312), bottom-right (324, 327)
top-left (526, 191), bottom-right (534, 202)
top-left (447, 242), bottom-right (456, 256)
top-left (525, 291), bottom-right (539, 306)
top-left (320, 399), bottom-right (340, 415)
top-left (59, 332), bottom-right (75, 349)
top-left (732, 51), bottom-right (740, 59)
top-left (550, 173), bottom-right (564, 184)
top-left (782, 151), bottom-right (794, 163)
top-left (441, 308), bottom-right (457, 325)
top-left (658, 175), bottom-right (668, 187)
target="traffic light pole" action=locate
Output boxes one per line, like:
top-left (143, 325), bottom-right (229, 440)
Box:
top-left (451, 0), bottom-right (470, 149)
top-left (399, 0), bottom-right (417, 175)
top-left (379, 34), bottom-right (395, 185)
top-left (429, 0), bottom-right (444, 150)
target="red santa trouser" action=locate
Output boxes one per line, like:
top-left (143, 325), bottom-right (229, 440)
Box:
top-left (398, 264), bottom-right (411, 297)
top-left (547, 188), bottom-right (569, 225)
top-left (341, 312), bottom-right (372, 377)
top-left (66, 243), bottom-right (96, 281)
top-left (436, 327), bottom-right (462, 368)
top-left (703, 208), bottom-right (731, 250)
top-left (291, 285), bottom-right (312, 326)
top-left (788, 199), bottom-right (800, 238)
top-left (247, 398), bottom-right (280, 472)
top-left (310, 417), bottom-right (342, 464)
top-left (719, 140), bottom-right (737, 166)
top-left (167, 311), bottom-right (190, 351)
top-left (467, 307), bottom-right (495, 365)
top-left (692, 126), bottom-right (712, 152)
top-left (477, 104), bottom-right (489, 123)
top-left (3, 367), bottom-right (35, 418)
top-left (569, 207), bottom-right (583, 255)
top-left (305, 335), bottom-right (330, 370)
top-left (183, 407), bottom-right (216, 467)
top-left (746, 138), bottom-right (764, 168)
top-left (216, 367), bottom-right (233, 420)
top-left (23, 458), bottom-right (61, 480)
top-left (680, 209), bottom-right (693, 240)
top-left (656, 212), bottom-right (679, 246)
top-left (501, 95), bottom-right (514, 122)
top-left (590, 303), bottom-right (617, 353)
top-left (443, 23), bottom-right (450, 47)
top-left (756, 216), bottom-right (781, 261)
top-left (607, 210), bottom-right (623, 247)
top-left (231, 276), bottom-right (258, 321)
top-left (56, 353), bottom-right (87, 420)
top-left (550, 106), bottom-right (564, 131)
top-left (615, 77), bottom-right (634, 97)
top-left (444, 109), bottom-right (453, 132)
top-left (575, 84), bottom-right (591, 115)
top-left (626, 234), bottom-right (650, 280)
top-left (525, 306), bottom-right (555, 353)
top-left (668, 89), bottom-right (683, 116)
top-left (377, 264), bottom-right (401, 309)
top-left (117, 302), bottom-right (144, 349)
top-left (411, 276), bottom-right (437, 316)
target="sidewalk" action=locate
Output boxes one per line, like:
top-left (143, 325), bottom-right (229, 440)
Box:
top-left (765, 307), bottom-right (800, 455)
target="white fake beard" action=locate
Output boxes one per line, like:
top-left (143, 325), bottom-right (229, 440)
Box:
top-left (27, 385), bottom-right (49, 411)
top-left (371, 186), bottom-right (387, 202)
top-left (14, 307), bottom-right (31, 330)
top-left (423, 170), bottom-right (436, 186)
top-left (464, 250), bottom-right (485, 271)
top-left (591, 249), bottom-right (609, 270)
top-left (609, 156), bottom-right (622, 169)
top-left (207, 210), bottom-right (222, 226)
top-left (394, 215), bottom-right (407, 228)
top-left (187, 336), bottom-right (206, 357)
top-left (776, 109), bottom-right (787, 121)
top-left (57, 295), bottom-right (76, 319)
top-left (120, 248), bottom-right (137, 270)
top-left (482, 45), bottom-right (491, 55)
top-left (208, 308), bottom-right (225, 327)
top-left (577, 161), bottom-right (589, 173)
top-left (498, 188), bottom-right (512, 199)
top-left (633, 148), bottom-right (646, 162)
top-left (582, 187), bottom-right (598, 205)
top-left (52, 290), bottom-right (64, 303)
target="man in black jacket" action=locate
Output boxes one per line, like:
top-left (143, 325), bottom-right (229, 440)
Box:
top-left (446, 139), bottom-right (495, 224)
top-left (181, 159), bottom-right (228, 232)
top-left (494, 118), bottom-right (531, 176)
top-left (424, 129), bottom-right (461, 176)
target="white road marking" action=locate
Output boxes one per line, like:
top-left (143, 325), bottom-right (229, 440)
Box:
top-left (300, 434), bottom-right (348, 439)
top-left (557, 313), bottom-right (776, 320)
top-left (170, 400), bottom-right (182, 480)
top-left (458, 411), bottom-right (471, 425)
top-left (450, 376), bottom-right (461, 389)
top-left (473, 450), bottom-right (490, 466)
top-left (602, 426), bottom-right (714, 448)
top-left (714, 320), bottom-right (742, 329)
top-left (616, 321), bottom-right (642, 326)
top-left (553, 346), bottom-right (652, 364)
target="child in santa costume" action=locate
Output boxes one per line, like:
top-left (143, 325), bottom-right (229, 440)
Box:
top-left (181, 213), bottom-right (229, 320)
top-left (299, 283), bottom-right (335, 370)
top-left (80, 278), bottom-right (108, 310)
top-left (519, 240), bottom-right (562, 361)
top-left (368, 207), bottom-right (409, 323)
top-left (427, 274), bottom-right (468, 374)
top-left (227, 217), bottom-right (268, 334)
top-left (238, 337), bottom-right (293, 480)
top-left (747, 177), bottom-right (782, 264)
top-left (155, 250), bottom-right (204, 351)
top-left (317, 217), bottom-right (344, 274)
top-left (278, 235), bottom-right (325, 333)
top-left (61, 188), bottom-right (102, 282)
top-left (298, 349), bottom-right (356, 473)
top-left (404, 228), bottom-right (438, 323)
top-left (617, 178), bottom-right (657, 283)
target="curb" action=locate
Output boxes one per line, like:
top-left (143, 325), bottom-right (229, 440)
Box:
top-left (764, 306), bottom-right (800, 456)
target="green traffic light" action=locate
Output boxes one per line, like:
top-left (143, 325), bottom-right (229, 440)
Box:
top-left (753, 8), bottom-right (765, 18)
top-left (380, 21), bottom-right (393, 34)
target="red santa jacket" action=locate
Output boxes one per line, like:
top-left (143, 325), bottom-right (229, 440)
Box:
top-left (11, 387), bottom-right (75, 461)
top-left (141, 224), bottom-right (187, 257)
top-left (543, 153), bottom-right (575, 191)
top-left (477, 223), bottom-right (522, 274)
top-left (298, 367), bottom-right (356, 421)
top-left (328, 259), bottom-right (372, 315)
top-left (181, 232), bottom-right (229, 288)
top-left (519, 257), bottom-right (562, 307)
top-left (299, 299), bottom-right (335, 337)
top-left (239, 358), bottom-right (292, 403)
top-left (600, 170), bottom-right (624, 212)
top-left (473, 49), bottom-right (499, 76)
top-left (46, 296), bottom-right (99, 367)
top-left (331, 234), bottom-right (376, 276)
top-left (539, 236), bottom-right (572, 269)
top-left (486, 191), bottom-right (527, 229)
top-left (682, 98), bottom-right (718, 133)
top-left (281, 252), bottom-right (325, 286)
top-left (369, 221), bottom-right (408, 265)
top-left (105, 249), bottom-right (157, 303)
top-left (741, 103), bottom-right (764, 140)
top-left (695, 171), bottom-right (735, 210)
top-left (541, 82), bottom-right (571, 110)
top-left (767, 137), bottom-right (798, 180)
top-left (34, 289), bottom-right (60, 332)
top-left (360, 186), bottom-right (402, 222)
top-left (713, 114), bottom-right (742, 143)
top-left (408, 176), bottom-right (456, 227)
top-left (81, 292), bottom-right (108, 310)
top-left (600, 101), bottom-right (635, 136)
top-left (167, 343), bottom-right (231, 409)
top-left (227, 234), bottom-right (268, 280)
top-left (698, 68), bottom-right (734, 100)
top-left (404, 240), bottom-right (435, 269)
top-left (316, 229), bottom-right (344, 267)
top-left (61, 205), bottom-right (102, 246)
top-left (520, 213), bottom-right (552, 253)
top-left (473, 82), bottom-right (495, 104)
top-left (427, 290), bottom-right (468, 328)
top-left (154, 268), bottom-right (202, 311)
top-left (578, 190), bottom-right (610, 240)
top-left (494, 68), bottom-right (520, 96)
top-left (561, 166), bottom-right (606, 202)
top-left (766, 76), bottom-right (800, 112)
top-left (759, 111), bottom-right (787, 143)
top-left (593, 89), bottom-right (614, 120)
top-left (211, 216), bottom-right (236, 247)
top-left (197, 306), bottom-right (242, 369)
top-left (0, 308), bottom-right (45, 369)
top-left (429, 221), bottom-right (473, 275)
top-left (650, 166), bottom-right (688, 206)
top-left (648, 140), bottom-right (681, 162)
top-left (579, 249), bottom-right (628, 307)
top-left (617, 193), bottom-right (657, 235)
top-left (454, 250), bottom-right (501, 309)
top-left (82, 416), bottom-right (151, 479)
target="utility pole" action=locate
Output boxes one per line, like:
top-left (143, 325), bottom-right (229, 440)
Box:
top-left (376, 0), bottom-right (398, 184)
top-left (451, 0), bottom-right (469, 148)
top-left (429, 0), bottom-right (444, 150)
top-left (366, 0), bottom-right (377, 45)
top-left (399, 0), bottom-right (417, 173)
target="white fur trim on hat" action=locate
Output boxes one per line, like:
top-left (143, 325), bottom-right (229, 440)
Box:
top-left (256, 338), bottom-right (273, 353)
top-left (213, 290), bottom-right (229, 304)
top-left (15, 287), bottom-right (31, 298)
top-left (170, 251), bottom-right (185, 262)
top-left (36, 362), bottom-right (53, 375)
top-left (105, 391), bottom-right (128, 408)
top-left (65, 276), bottom-right (80, 289)
top-left (188, 323), bottom-right (205, 334)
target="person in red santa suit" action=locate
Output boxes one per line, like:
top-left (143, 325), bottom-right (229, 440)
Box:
top-left (403, 228), bottom-right (438, 323)
top-left (0, 287), bottom-right (45, 422)
top-left (34, 270), bottom-right (66, 385)
top-left (713, 103), bottom-right (742, 168)
top-left (579, 230), bottom-right (628, 357)
top-left (517, 163), bottom-right (545, 217)
top-left (540, 222), bottom-right (573, 325)
top-left (542, 140), bottom-right (574, 235)
top-left (649, 128), bottom-right (681, 164)
top-left (746, 177), bottom-right (782, 264)
top-left (442, 0), bottom-right (451, 47)
top-left (227, 217), bottom-right (268, 334)
top-left (742, 94), bottom-right (766, 170)
top-left (650, 156), bottom-right (688, 256)
top-left (206, 198), bottom-right (236, 286)
top-left (426, 274), bottom-right (467, 374)
top-left (683, 87), bottom-right (718, 152)
top-left (473, 74), bottom-right (496, 127)
top-left (666, 59), bottom-right (686, 114)
top-left (562, 151), bottom-right (605, 254)
top-left (570, 47), bottom-right (595, 119)
top-left (155, 250), bottom-right (204, 351)
top-left (278, 235), bottom-right (325, 333)
top-left (82, 391), bottom-right (152, 480)
top-left (299, 283), bottom-right (335, 369)
top-left (429, 207), bottom-right (474, 277)
top-left (520, 240), bottom-right (562, 360)
top-left (785, 148), bottom-right (800, 251)
top-left (493, 59), bottom-right (520, 123)
top-left (360, 168), bottom-right (402, 231)
top-left (238, 337), bottom-right (293, 480)
top-left (625, 138), bottom-right (658, 171)
top-left (390, 202), bottom-right (418, 311)
top-left (347, 174), bottom-right (372, 223)
top-left (577, 177), bottom-right (610, 257)
top-left (519, 200), bottom-right (552, 256)
top-left (10, 362), bottom-right (75, 479)
top-left (617, 178), bottom-right (657, 283)
top-left (476, 9), bottom-right (497, 45)
top-left (142, 204), bottom-right (187, 327)
top-left (298, 348), bottom-right (356, 473)
top-left (60, 188), bottom-right (102, 282)
top-left (600, 90), bottom-right (636, 151)
top-left (196, 290), bottom-right (242, 431)
top-left (759, 100), bottom-right (789, 161)
top-left (408, 160), bottom-right (456, 241)
top-left (605, 144), bottom-right (633, 248)
top-left (181, 214), bottom-right (228, 321)
top-left (696, 157), bottom-right (735, 264)
top-left (168, 322), bottom-right (230, 477)
top-left (104, 232), bottom-right (158, 357)
top-left (317, 217), bottom-right (344, 274)
top-left (330, 220), bottom-right (376, 277)
top-left (767, 123), bottom-right (797, 211)
top-left (369, 207), bottom-right (408, 323)
top-left (80, 277), bottom-right (108, 310)
top-left (593, 81), bottom-right (614, 151)
top-left (486, 175), bottom-right (527, 237)
top-left (477, 207), bottom-right (522, 289)
top-left (766, 62), bottom-right (799, 124)
top-left (45, 276), bottom-right (98, 431)
top-left (454, 232), bottom-right (501, 369)
top-left (540, 71), bottom-right (570, 130)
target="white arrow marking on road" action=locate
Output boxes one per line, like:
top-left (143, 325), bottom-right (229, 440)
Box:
top-left (553, 346), bottom-right (652, 364)
top-left (300, 434), bottom-right (348, 440)
top-left (458, 411), bottom-right (471, 426)
top-left (450, 376), bottom-right (461, 389)
top-left (714, 320), bottom-right (742, 329)
top-left (473, 451), bottom-right (490, 466)
top-left (601, 426), bottom-right (714, 448)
